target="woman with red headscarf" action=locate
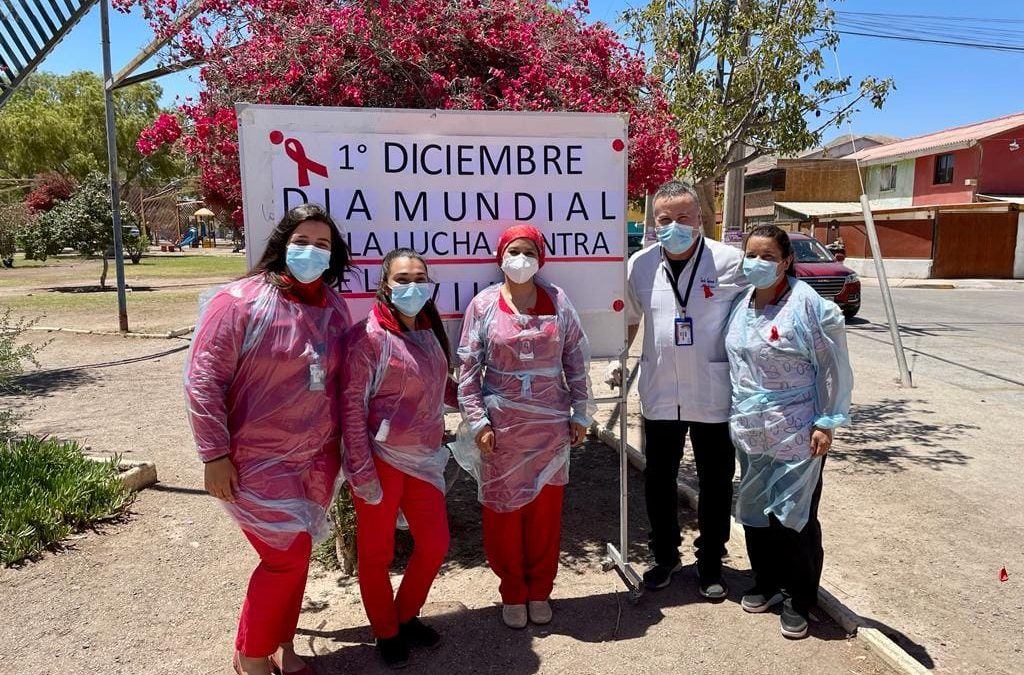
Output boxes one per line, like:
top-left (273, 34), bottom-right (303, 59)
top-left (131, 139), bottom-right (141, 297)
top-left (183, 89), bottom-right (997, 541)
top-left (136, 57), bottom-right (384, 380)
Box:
top-left (453, 224), bottom-right (595, 629)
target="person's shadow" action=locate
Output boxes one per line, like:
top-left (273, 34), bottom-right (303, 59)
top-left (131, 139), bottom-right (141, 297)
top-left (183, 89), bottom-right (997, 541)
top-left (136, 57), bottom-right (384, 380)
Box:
top-left (300, 584), bottom-right (682, 675)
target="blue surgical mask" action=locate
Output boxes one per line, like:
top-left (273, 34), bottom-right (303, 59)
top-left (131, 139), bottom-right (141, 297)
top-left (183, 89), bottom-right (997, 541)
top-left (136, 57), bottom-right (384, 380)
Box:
top-left (657, 224), bottom-right (699, 255)
top-left (286, 244), bottom-right (331, 283)
top-left (742, 257), bottom-right (782, 289)
top-left (390, 282), bottom-right (434, 317)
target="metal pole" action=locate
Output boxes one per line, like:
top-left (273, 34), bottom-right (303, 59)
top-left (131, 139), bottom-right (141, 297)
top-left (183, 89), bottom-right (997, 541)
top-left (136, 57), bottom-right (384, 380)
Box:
top-left (100, 0), bottom-right (129, 332)
top-left (618, 348), bottom-right (629, 559)
top-left (860, 194), bottom-right (912, 386)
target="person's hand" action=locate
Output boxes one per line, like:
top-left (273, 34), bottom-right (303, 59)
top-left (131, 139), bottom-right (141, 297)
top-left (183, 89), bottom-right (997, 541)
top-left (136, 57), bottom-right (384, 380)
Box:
top-left (810, 427), bottom-right (833, 457)
top-left (475, 425), bottom-right (495, 455)
top-left (204, 456), bottom-right (238, 502)
top-left (570, 422), bottom-right (588, 447)
top-left (604, 363), bottom-right (622, 388)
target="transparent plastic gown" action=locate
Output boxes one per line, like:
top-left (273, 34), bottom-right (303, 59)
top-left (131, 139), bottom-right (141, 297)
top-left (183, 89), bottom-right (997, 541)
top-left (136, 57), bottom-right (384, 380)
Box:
top-left (725, 278), bottom-right (853, 531)
top-left (453, 282), bottom-right (595, 513)
top-left (339, 305), bottom-right (456, 504)
top-left (184, 275), bottom-right (352, 549)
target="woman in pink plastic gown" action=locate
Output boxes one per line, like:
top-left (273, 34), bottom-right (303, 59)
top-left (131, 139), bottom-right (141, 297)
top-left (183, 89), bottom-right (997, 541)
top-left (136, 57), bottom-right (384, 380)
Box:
top-left (453, 224), bottom-right (595, 630)
top-left (185, 204), bottom-right (352, 675)
top-left (340, 248), bottom-right (458, 668)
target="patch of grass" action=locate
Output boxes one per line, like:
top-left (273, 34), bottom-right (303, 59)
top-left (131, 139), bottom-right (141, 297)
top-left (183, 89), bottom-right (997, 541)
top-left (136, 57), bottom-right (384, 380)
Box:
top-left (0, 288), bottom-right (204, 333)
top-left (123, 253), bottom-right (246, 279)
top-left (0, 435), bottom-right (134, 566)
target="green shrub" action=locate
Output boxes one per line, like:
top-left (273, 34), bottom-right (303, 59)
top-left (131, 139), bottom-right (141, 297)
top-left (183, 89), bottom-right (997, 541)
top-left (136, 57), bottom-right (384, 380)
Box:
top-left (312, 487), bottom-right (358, 574)
top-left (124, 231), bottom-right (150, 264)
top-left (0, 436), bottom-right (134, 566)
top-left (0, 309), bottom-right (45, 439)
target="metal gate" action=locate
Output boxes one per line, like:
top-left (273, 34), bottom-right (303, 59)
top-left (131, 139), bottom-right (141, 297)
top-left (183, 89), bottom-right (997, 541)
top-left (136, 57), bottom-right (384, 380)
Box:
top-left (932, 210), bottom-right (1018, 278)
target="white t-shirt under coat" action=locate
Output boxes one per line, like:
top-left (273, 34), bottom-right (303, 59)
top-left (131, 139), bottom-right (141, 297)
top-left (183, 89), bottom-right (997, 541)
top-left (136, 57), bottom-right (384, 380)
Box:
top-left (626, 237), bottom-right (748, 423)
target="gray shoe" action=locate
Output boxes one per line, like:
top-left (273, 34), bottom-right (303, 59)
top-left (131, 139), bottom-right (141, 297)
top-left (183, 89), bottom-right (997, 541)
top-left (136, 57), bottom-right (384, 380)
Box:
top-left (698, 578), bottom-right (729, 601)
top-left (643, 562), bottom-right (683, 590)
top-left (741, 590), bottom-right (783, 613)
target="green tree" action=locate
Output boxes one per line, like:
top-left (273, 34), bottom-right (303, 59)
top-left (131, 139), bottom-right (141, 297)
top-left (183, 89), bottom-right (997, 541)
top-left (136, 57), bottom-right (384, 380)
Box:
top-left (0, 71), bottom-right (187, 189)
top-left (39, 173), bottom-right (141, 288)
top-left (0, 203), bottom-right (25, 264)
top-left (623, 0), bottom-right (893, 219)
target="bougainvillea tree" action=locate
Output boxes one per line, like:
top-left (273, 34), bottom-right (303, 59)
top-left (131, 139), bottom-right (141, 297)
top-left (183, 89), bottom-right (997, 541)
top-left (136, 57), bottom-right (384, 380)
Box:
top-left (119, 0), bottom-right (678, 222)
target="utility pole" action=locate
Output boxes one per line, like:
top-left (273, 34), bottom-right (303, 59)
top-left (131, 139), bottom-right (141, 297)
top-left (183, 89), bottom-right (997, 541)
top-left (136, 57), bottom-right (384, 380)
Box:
top-left (100, 0), bottom-right (129, 332)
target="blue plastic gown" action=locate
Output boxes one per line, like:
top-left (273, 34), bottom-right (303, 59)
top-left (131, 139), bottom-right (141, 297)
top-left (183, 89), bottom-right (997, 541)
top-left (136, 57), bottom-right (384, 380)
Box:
top-left (452, 281), bottom-right (595, 513)
top-left (724, 277), bottom-right (853, 531)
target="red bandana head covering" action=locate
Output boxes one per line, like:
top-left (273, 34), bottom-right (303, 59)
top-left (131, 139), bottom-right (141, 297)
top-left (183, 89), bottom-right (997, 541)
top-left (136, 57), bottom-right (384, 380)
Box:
top-left (496, 224), bottom-right (546, 267)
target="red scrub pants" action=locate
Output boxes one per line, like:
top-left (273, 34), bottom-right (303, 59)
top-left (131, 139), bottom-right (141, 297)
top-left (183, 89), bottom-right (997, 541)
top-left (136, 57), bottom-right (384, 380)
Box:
top-left (353, 458), bottom-right (450, 639)
top-left (482, 483), bottom-right (564, 605)
top-left (235, 531), bottom-right (312, 658)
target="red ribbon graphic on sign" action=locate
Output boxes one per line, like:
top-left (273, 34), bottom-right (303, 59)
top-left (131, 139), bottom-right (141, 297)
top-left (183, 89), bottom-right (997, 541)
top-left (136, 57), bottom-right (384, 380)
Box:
top-left (270, 131), bottom-right (329, 187)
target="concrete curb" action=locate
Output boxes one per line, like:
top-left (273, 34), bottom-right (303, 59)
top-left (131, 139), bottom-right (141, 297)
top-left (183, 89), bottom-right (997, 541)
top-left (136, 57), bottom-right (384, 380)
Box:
top-left (859, 277), bottom-right (1024, 291)
top-left (85, 456), bottom-right (159, 492)
top-left (29, 325), bottom-right (194, 339)
top-left (593, 426), bottom-right (929, 675)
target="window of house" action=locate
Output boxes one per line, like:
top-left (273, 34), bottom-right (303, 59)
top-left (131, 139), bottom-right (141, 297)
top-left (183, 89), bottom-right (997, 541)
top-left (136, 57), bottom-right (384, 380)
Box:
top-left (744, 168), bottom-right (787, 193)
top-left (880, 164), bottom-right (898, 191)
top-left (933, 153), bottom-right (954, 184)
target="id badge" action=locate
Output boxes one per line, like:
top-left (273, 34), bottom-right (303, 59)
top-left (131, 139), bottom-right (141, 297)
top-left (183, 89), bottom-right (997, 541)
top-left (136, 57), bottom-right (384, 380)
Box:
top-left (308, 362), bottom-right (326, 391)
top-left (518, 338), bottom-right (535, 361)
top-left (674, 317), bottom-right (694, 346)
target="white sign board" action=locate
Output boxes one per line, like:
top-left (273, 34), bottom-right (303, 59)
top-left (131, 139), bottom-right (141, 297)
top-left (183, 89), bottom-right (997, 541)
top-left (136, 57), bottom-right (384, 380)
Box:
top-left (237, 105), bottom-right (628, 357)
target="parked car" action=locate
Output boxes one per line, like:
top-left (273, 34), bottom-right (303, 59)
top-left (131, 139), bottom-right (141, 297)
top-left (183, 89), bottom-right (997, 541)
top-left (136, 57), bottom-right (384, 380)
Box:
top-left (788, 232), bottom-right (861, 320)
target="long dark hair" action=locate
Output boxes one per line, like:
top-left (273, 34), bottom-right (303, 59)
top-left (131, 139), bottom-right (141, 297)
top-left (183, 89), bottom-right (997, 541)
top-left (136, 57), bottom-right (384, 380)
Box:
top-left (249, 204), bottom-right (352, 289)
top-left (376, 248), bottom-right (451, 367)
top-left (743, 224), bottom-right (797, 277)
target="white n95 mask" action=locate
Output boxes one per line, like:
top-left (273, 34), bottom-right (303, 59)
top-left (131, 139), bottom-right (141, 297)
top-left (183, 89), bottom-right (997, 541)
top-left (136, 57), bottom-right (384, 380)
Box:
top-left (501, 253), bottom-right (539, 284)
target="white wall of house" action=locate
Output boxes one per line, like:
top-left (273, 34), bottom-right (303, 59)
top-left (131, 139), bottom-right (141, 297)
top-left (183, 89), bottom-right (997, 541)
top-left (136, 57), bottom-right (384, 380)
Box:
top-left (863, 159), bottom-right (915, 208)
top-left (845, 257), bottom-right (933, 279)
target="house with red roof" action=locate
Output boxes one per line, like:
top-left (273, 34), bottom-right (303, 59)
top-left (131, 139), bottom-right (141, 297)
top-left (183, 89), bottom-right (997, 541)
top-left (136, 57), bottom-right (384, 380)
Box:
top-left (849, 112), bottom-right (1024, 208)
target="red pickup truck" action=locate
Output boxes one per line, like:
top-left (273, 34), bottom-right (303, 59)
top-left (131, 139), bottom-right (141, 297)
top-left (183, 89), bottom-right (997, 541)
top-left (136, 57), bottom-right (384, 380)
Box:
top-left (788, 232), bottom-right (861, 320)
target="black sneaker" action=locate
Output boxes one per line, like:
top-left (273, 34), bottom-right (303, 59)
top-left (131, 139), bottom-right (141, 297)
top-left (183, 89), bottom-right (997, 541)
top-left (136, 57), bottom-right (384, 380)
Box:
top-left (399, 617), bottom-right (441, 649)
top-left (376, 635), bottom-right (410, 668)
top-left (643, 561), bottom-right (682, 590)
top-left (741, 589), bottom-right (783, 613)
top-left (780, 599), bottom-right (809, 639)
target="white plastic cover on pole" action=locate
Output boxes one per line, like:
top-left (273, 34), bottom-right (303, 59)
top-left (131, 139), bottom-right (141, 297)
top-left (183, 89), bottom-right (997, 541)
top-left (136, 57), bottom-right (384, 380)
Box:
top-left (860, 193), bottom-right (913, 387)
top-left (236, 105), bottom-right (628, 358)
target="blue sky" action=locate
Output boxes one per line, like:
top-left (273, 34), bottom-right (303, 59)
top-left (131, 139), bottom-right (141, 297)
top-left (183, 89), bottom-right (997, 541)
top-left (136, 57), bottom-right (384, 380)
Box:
top-left (36, 0), bottom-right (1024, 144)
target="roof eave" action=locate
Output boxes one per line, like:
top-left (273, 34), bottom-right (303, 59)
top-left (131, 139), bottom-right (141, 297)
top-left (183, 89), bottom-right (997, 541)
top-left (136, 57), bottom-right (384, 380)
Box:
top-left (856, 140), bottom-right (977, 166)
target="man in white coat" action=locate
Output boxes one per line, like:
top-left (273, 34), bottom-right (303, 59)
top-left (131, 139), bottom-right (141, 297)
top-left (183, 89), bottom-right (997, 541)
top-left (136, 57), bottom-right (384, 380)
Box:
top-left (622, 180), bottom-right (748, 598)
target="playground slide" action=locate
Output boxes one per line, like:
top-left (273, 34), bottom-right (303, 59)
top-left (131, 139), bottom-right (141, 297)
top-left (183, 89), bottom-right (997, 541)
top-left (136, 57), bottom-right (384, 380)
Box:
top-left (177, 230), bottom-right (198, 248)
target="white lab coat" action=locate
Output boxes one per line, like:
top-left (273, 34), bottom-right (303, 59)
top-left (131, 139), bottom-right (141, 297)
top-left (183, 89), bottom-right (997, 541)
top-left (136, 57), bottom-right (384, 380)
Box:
top-left (626, 237), bottom-right (748, 423)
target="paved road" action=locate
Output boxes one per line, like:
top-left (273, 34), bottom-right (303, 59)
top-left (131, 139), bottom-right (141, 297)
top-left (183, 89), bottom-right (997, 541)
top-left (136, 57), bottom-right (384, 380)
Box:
top-left (849, 285), bottom-right (1024, 407)
top-left (826, 283), bottom-right (1024, 673)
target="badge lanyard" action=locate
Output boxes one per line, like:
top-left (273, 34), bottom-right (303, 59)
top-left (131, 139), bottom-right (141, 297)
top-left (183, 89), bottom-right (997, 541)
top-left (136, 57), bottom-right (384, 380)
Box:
top-left (662, 239), bottom-right (704, 346)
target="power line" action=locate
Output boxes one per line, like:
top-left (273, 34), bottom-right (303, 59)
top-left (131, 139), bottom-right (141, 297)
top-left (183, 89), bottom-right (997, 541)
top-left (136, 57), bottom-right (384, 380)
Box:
top-left (828, 29), bottom-right (1024, 54)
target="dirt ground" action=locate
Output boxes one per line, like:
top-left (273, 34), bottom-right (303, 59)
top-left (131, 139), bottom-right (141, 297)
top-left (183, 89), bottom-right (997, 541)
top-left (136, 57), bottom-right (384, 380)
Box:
top-left (597, 318), bottom-right (1024, 675)
top-left (0, 328), bottom-right (889, 674)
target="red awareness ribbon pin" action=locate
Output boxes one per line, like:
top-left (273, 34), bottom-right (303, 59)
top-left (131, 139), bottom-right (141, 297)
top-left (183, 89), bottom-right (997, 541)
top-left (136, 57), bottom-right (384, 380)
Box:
top-left (770, 326), bottom-right (780, 341)
top-left (703, 284), bottom-right (714, 299)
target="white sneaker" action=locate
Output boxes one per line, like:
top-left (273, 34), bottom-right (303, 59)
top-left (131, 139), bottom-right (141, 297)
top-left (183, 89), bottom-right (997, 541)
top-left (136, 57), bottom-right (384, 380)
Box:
top-left (528, 600), bottom-right (552, 625)
top-left (502, 603), bottom-right (528, 629)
